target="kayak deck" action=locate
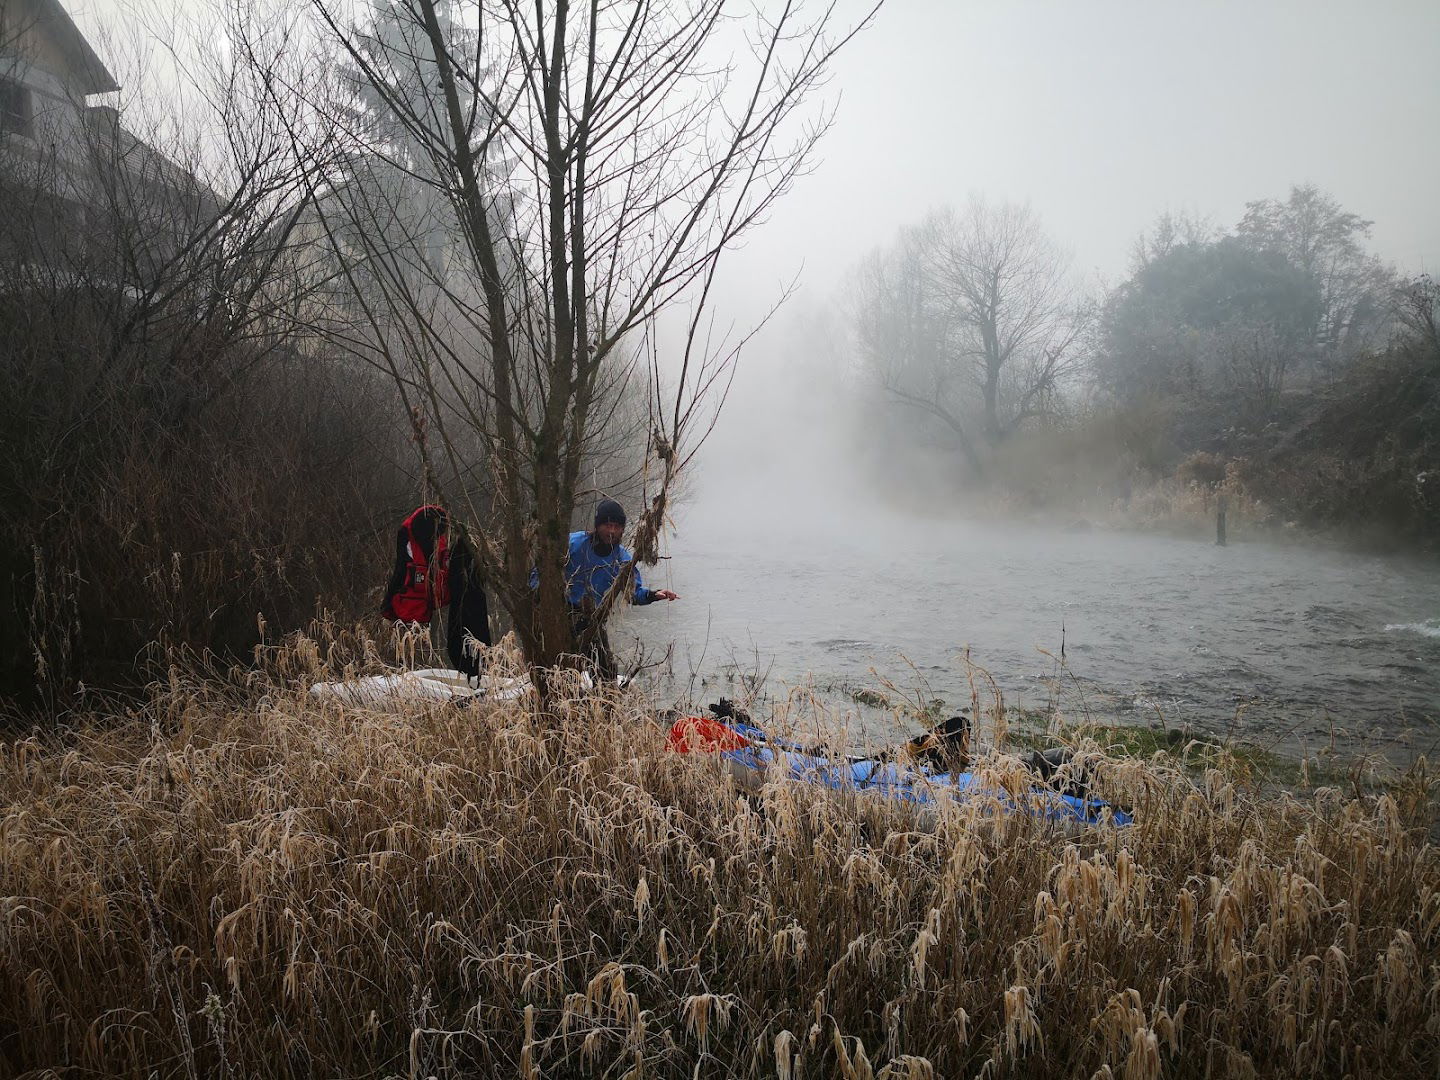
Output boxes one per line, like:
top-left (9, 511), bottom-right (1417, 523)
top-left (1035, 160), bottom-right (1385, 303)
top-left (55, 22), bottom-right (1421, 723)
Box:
top-left (669, 715), bottom-right (1131, 828)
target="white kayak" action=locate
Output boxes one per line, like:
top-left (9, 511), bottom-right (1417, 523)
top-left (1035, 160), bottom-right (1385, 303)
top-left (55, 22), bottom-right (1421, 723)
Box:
top-left (307, 667), bottom-right (629, 708)
top-left (307, 668), bottom-right (531, 707)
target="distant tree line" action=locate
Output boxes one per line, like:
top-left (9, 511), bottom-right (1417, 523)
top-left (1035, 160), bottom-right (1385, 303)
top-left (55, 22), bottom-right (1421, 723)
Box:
top-left (840, 184), bottom-right (1439, 542)
top-left (1098, 187), bottom-right (1396, 414)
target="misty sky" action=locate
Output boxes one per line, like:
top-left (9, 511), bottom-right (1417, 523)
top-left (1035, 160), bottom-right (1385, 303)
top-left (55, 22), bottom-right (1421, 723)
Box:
top-left (69, 0), bottom-right (1439, 301)
top-left (713, 0), bottom-right (1440, 318)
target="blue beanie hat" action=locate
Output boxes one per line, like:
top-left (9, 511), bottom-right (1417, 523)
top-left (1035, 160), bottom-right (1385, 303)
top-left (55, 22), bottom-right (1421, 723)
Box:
top-left (594, 499), bottom-right (626, 529)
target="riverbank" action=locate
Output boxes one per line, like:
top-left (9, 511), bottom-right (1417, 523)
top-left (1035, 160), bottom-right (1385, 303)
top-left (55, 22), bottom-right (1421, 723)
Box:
top-left (975, 470), bottom-right (1437, 558)
top-left (2, 635), bottom-right (1436, 1077)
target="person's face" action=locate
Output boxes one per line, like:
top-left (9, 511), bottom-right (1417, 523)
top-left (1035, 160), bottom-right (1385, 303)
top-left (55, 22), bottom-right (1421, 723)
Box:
top-left (595, 521), bottom-right (624, 547)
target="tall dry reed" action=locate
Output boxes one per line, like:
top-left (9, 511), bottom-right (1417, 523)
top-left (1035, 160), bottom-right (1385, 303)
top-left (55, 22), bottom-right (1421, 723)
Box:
top-left (1, 629), bottom-right (1435, 1078)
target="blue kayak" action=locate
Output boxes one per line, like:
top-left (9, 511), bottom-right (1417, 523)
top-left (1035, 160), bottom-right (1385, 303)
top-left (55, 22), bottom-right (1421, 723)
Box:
top-left (668, 714), bottom-right (1131, 828)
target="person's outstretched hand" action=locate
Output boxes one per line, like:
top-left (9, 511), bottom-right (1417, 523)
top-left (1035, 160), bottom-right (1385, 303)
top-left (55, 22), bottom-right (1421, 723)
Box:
top-left (652, 589), bottom-right (679, 601)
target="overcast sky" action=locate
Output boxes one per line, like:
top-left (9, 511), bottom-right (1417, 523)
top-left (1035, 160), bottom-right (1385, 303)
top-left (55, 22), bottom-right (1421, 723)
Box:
top-left (712, 0), bottom-right (1440, 317)
top-left (70, 0), bottom-right (1439, 300)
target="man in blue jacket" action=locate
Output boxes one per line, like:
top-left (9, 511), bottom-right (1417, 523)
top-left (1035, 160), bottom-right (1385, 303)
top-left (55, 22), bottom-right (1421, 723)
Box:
top-left (539, 499), bottom-right (679, 676)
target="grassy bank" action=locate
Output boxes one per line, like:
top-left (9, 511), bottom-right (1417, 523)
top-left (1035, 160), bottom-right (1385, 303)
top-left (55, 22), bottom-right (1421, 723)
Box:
top-left (2, 636), bottom-right (1437, 1078)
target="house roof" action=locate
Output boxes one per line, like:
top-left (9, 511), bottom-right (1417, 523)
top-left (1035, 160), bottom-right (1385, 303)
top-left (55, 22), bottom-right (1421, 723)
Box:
top-left (85, 103), bottom-right (222, 216)
top-left (31, 0), bottom-right (120, 95)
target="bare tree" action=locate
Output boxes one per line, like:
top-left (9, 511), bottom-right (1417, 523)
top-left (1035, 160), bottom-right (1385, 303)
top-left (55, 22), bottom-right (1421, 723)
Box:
top-left (853, 198), bottom-right (1086, 476)
top-left (1128, 207), bottom-right (1216, 270)
top-left (1394, 274), bottom-right (1438, 366)
top-left (1217, 323), bottom-right (1291, 414)
top-left (253, 0), bottom-right (877, 679)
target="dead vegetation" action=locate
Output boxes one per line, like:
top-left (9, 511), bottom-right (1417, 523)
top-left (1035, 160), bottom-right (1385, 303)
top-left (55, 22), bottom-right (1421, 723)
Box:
top-left (0, 631), bottom-right (1437, 1078)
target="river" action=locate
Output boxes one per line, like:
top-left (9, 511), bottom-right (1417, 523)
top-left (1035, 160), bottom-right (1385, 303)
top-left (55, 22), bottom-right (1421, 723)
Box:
top-left (618, 502), bottom-right (1440, 765)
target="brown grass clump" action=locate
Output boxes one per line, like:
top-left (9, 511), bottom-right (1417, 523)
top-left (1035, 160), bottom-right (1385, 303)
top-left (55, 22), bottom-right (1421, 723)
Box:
top-left (1119, 468), bottom-right (1271, 539)
top-left (1, 634), bottom-right (1437, 1078)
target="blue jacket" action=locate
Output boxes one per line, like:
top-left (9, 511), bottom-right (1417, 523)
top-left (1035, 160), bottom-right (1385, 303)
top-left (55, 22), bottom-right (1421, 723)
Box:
top-left (531, 531), bottom-right (656, 607)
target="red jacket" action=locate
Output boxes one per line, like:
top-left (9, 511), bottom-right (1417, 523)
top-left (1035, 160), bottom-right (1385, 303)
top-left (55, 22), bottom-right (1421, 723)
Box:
top-left (382, 505), bottom-right (451, 623)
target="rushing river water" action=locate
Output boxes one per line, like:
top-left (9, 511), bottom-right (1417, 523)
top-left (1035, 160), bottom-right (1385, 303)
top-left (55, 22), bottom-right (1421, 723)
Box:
top-left (618, 505), bottom-right (1440, 764)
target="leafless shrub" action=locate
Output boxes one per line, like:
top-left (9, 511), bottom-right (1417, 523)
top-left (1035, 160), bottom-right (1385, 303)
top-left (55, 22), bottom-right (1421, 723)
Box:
top-left (0, 7), bottom-right (422, 706)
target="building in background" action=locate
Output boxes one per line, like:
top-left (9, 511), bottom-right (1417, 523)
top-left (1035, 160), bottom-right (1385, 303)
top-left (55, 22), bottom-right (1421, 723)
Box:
top-left (1, 0), bottom-right (214, 283)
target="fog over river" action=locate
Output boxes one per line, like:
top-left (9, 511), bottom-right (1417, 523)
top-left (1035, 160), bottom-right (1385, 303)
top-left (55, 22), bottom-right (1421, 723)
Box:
top-left (619, 500), bottom-right (1440, 765)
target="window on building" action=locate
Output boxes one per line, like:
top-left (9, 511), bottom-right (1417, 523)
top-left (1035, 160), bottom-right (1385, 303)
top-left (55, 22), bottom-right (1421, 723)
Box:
top-left (1, 78), bottom-right (34, 139)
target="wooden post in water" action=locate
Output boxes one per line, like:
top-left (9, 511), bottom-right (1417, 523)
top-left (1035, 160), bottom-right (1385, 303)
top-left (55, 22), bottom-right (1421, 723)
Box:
top-left (1215, 493), bottom-right (1228, 547)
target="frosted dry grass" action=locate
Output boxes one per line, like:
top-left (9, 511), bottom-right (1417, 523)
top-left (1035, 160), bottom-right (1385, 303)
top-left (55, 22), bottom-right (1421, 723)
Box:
top-left (0, 632), bottom-right (1437, 1078)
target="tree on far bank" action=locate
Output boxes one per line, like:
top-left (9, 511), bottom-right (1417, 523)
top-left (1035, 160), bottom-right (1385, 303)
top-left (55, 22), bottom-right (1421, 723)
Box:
top-left (1394, 274), bottom-right (1438, 366)
top-left (1097, 188), bottom-right (1394, 419)
top-left (852, 198), bottom-right (1087, 477)
top-left (1237, 183), bottom-right (1394, 362)
top-left (1096, 236), bottom-right (1322, 412)
top-left (1128, 208), bottom-right (1217, 270)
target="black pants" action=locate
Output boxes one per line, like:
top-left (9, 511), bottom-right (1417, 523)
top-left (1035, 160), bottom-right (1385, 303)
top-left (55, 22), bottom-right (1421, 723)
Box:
top-left (447, 543), bottom-right (492, 678)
